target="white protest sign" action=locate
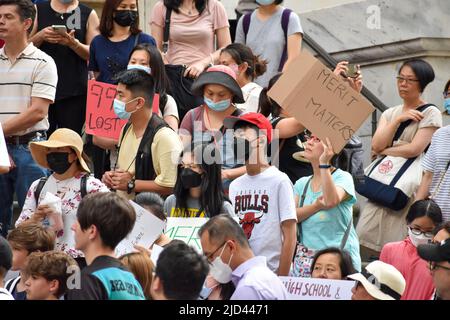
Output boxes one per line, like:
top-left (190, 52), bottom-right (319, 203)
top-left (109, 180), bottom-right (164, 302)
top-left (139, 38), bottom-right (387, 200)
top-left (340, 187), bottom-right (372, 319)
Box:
top-left (115, 201), bottom-right (165, 257)
top-left (150, 244), bottom-right (164, 266)
top-left (164, 218), bottom-right (209, 252)
top-left (279, 276), bottom-right (355, 300)
top-left (0, 124), bottom-right (10, 167)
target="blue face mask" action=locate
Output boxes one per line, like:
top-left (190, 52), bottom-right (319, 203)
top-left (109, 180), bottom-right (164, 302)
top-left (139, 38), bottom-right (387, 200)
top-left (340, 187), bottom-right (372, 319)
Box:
top-left (113, 98), bottom-right (140, 120)
top-left (127, 64), bottom-right (151, 74)
top-left (204, 97), bottom-right (231, 112)
top-left (444, 98), bottom-right (450, 114)
top-left (256, 0), bottom-right (276, 5)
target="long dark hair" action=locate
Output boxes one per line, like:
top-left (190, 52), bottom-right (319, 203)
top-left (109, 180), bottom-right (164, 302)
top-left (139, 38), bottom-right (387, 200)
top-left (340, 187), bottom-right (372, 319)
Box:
top-left (221, 43), bottom-right (267, 81)
top-left (258, 73), bottom-right (283, 117)
top-left (174, 142), bottom-right (229, 217)
top-left (128, 43), bottom-right (169, 112)
top-left (99, 0), bottom-right (142, 38)
top-left (164, 0), bottom-right (207, 15)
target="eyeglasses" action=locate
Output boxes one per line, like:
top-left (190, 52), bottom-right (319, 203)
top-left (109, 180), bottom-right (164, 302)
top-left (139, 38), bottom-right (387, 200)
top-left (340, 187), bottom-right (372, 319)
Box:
top-left (429, 261), bottom-right (450, 272)
top-left (396, 76), bottom-right (420, 85)
top-left (205, 241), bottom-right (227, 263)
top-left (408, 227), bottom-right (434, 238)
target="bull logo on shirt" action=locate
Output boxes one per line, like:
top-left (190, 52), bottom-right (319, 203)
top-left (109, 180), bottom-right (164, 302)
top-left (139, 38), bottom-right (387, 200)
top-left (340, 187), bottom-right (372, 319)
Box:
top-left (234, 193), bottom-right (269, 239)
top-left (238, 211), bottom-right (263, 240)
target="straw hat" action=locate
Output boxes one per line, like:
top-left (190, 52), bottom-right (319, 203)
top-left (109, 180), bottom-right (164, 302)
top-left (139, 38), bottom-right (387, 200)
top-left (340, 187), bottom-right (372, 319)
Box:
top-left (29, 128), bottom-right (90, 173)
top-left (347, 260), bottom-right (406, 300)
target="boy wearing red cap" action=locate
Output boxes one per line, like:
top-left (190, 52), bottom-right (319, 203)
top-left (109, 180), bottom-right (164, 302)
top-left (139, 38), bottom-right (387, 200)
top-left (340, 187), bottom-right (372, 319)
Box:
top-left (224, 112), bottom-right (297, 276)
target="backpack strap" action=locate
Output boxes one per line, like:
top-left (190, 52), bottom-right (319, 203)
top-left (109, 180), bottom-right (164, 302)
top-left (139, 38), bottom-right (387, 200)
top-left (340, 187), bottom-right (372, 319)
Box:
top-left (134, 32), bottom-right (140, 47)
top-left (5, 276), bottom-right (20, 294)
top-left (297, 176), bottom-right (312, 243)
top-left (118, 122), bottom-right (133, 150)
top-left (242, 12), bottom-right (252, 43)
top-left (34, 177), bottom-right (48, 204)
top-left (80, 174), bottom-right (88, 198)
top-left (278, 8), bottom-right (292, 72)
top-left (163, 8), bottom-right (172, 54)
top-left (340, 216), bottom-right (353, 250)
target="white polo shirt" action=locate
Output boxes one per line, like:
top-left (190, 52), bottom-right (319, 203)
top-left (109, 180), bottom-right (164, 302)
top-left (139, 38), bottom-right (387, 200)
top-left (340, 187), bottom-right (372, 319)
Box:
top-left (0, 42), bottom-right (58, 136)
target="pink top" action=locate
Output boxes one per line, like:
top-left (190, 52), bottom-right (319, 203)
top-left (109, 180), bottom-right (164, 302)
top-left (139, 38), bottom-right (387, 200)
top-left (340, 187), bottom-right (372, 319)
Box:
top-left (150, 0), bottom-right (229, 66)
top-left (380, 238), bottom-right (435, 300)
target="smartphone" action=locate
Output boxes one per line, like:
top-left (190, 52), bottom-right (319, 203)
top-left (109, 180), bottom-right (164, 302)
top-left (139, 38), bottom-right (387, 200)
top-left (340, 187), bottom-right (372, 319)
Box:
top-left (52, 25), bottom-right (67, 35)
top-left (346, 64), bottom-right (359, 78)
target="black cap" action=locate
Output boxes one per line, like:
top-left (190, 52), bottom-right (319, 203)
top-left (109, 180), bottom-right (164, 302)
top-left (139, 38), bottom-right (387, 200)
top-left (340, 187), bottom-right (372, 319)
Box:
top-left (0, 236), bottom-right (12, 271)
top-left (418, 238), bottom-right (450, 263)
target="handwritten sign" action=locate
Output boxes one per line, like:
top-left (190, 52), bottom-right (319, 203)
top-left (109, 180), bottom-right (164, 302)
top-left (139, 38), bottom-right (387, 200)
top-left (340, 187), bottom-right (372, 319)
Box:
top-left (164, 218), bottom-right (209, 252)
top-left (0, 124), bottom-right (10, 168)
top-left (279, 276), bottom-right (355, 300)
top-left (268, 51), bottom-right (375, 153)
top-left (115, 201), bottom-right (166, 257)
top-left (85, 80), bottom-right (127, 140)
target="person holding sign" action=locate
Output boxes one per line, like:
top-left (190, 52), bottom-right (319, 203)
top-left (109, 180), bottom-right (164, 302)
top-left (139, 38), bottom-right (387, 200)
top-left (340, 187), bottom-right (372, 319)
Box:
top-left (357, 59), bottom-right (442, 260)
top-left (15, 128), bottom-right (109, 267)
top-left (293, 135), bottom-right (361, 272)
top-left (0, 0), bottom-right (58, 237)
top-left (164, 141), bottom-right (234, 218)
top-left (101, 69), bottom-right (183, 200)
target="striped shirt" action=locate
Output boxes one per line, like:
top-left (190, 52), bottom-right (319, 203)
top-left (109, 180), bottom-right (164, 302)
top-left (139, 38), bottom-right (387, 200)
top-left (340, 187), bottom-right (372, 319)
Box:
top-left (0, 43), bottom-right (57, 136)
top-left (422, 125), bottom-right (450, 221)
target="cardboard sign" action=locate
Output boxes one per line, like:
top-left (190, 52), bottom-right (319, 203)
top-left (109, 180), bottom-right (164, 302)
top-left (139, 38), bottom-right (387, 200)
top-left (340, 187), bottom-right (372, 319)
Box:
top-left (268, 51), bottom-right (375, 153)
top-left (85, 80), bottom-right (127, 140)
top-left (0, 124), bottom-right (10, 167)
top-left (279, 276), bottom-right (355, 300)
top-left (164, 218), bottom-right (209, 252)
top-left (115, 201), bottom-right (166, 257)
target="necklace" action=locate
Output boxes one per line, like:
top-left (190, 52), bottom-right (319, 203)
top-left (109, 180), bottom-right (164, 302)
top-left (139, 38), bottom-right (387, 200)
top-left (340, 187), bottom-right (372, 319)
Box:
top-left (182, 1), bottom-right (195, 15)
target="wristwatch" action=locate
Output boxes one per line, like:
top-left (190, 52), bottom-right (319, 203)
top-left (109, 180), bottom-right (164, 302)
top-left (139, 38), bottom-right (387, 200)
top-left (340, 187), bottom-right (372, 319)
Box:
top-left (127, 178), bottom-right (136, 194)
top-left (319, 164), bottom-right (332, 169)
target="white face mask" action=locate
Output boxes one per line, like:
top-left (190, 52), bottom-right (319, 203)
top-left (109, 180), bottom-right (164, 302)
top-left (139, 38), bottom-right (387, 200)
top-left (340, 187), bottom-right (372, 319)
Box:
top-left (209, 243), bottom-right (233, 284)
top-left (408, 228), bottom-right (432, 247)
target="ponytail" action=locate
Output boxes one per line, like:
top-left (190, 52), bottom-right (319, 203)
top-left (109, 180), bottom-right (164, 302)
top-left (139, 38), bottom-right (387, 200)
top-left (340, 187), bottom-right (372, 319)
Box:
top-left (258, 73), bottom-right (283, 118)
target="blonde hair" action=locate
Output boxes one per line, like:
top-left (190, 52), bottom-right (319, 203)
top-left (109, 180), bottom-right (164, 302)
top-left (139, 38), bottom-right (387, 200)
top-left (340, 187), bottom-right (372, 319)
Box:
top-left (119, 252), bottom-right (154, 300)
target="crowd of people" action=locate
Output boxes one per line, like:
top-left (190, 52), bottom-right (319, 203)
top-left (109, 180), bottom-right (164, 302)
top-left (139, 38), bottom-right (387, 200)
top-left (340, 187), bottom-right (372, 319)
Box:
top-left (0, 0), bottom-right (449, 301)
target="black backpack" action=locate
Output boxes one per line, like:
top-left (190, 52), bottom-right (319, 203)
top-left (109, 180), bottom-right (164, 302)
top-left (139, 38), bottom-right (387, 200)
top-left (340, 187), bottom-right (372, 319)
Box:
top-left (34, 174), bottom-right (88, 204)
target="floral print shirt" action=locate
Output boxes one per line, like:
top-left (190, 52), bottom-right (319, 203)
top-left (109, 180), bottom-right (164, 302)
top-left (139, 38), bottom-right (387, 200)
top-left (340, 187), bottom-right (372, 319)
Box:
top-left (17, 173), bottom-right (110, 258)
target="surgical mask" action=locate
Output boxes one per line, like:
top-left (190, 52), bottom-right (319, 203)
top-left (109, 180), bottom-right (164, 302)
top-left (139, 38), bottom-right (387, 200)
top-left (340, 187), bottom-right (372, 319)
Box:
top-left (47, 152), bottom-right (73, 174)
top-left (256, 0), bottom-right (276, 5)
top-left (113, 98), bottom-right (139, 120)
top-left (234, 137), bottom-right (252, 163)
top-left (127, 64), bottom-right (151, 74)
top-left (209, 243), bottom-right (234, 284)
top-left (408, 228), bottom-right (432, 247)
top-left (444, 98), bottom-right (450, 114)
top-left (204, 97), bottom-right (231, 112)
top-left (180, 168), bottom-right (202, 189)
top-left (113, 10), bottom-right (138, 27)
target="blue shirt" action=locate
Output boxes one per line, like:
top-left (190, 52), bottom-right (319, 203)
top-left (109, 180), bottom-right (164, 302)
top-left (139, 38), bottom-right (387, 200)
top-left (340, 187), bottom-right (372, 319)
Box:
top-left (89, 33), bottom-right (156, 84)
top-left (231, 256), bottom-right (289, 300)
top-left (293, 169), bottom-right (361, 271)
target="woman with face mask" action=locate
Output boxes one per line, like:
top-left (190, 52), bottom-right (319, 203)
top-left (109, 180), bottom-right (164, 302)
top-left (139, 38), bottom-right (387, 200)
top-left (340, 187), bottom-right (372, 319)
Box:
top-left (179, 65), bottom-right (247, 192)
top-left (234, 0), bottom-right (303, 87)
top-left (15, 129), bottom-right (109, 268)
top-left (379, 199), bottom-right (443, 300)
top-left (164, 142), bottom-right (234, 218)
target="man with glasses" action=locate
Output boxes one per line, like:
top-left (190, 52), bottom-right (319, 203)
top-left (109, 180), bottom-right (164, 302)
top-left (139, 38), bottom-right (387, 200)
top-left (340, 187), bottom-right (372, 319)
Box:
top-left (199, 214), bottom-right (288, 300)
top-left (418, 237), bottom-right (450, 300)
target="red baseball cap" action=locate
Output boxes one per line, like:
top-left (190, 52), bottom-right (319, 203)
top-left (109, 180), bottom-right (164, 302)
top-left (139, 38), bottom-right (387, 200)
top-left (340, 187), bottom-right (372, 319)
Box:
top-left (223, 112), bottom-right (273, 143)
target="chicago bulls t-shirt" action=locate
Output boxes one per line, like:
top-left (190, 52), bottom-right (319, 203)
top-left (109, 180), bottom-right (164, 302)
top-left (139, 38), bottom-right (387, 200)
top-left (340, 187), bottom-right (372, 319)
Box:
top-left (229, 166), bottom-right (297, 272)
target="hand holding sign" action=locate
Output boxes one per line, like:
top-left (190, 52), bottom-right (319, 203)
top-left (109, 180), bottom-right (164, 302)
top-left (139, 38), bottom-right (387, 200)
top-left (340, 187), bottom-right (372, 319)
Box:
top-left (268, 51), bottom-right (375, 153)
top-left (0, 124), bottom-right (11, 173)
top-left (85, 80), bottom-right (127, 140)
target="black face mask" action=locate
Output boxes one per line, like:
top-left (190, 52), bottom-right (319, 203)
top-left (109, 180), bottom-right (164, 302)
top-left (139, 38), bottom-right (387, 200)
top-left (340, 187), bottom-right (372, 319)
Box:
top-left (46, 152), bottom-right (73, 174)
top-left (113, 10), bottom-right (138, 27)
top-left (233, 137), bottom-right (252, 163)
top-left (180, 168), bottom-right (202, 189)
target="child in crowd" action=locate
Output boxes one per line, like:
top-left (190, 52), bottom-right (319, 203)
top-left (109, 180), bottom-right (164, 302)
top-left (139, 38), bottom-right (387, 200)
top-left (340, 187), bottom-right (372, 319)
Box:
top-left (0, 236), bottom-right (14, 300)
top-left (24, 251), bottom-right (78, 300)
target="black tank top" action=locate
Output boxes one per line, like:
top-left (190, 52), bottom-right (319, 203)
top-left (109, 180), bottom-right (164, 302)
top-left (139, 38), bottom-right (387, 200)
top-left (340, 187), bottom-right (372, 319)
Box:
top-left (37, 1), bottom-right (92, 100)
